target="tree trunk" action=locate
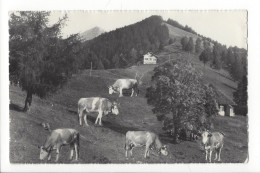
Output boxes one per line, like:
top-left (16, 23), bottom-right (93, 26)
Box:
top-left (173, 126), bottom-right (180, 144)
top-left (172, 109), bottom-right (180, 143)
top-left (24, 89), bottom-right (32, 112)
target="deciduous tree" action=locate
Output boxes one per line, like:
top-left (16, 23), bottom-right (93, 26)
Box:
top-left (146, 59), bottom-right (217, 142)
top-left (195, 38), bottom-right (202, 54)
top-left (199, 48), bottom-right (212, 66)
top-left (9, 11), bottom-right (81, 111)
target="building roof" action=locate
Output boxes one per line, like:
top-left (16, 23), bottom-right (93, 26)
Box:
top-left (216, 90), bottom-right (236, 106)
top-left (208, 83), bottom-right (236, 106)
top-left (144, 52), bottom-right (158, 58)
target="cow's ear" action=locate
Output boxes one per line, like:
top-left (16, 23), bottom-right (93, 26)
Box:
top-left (208, 133), bottom-right (212, 137)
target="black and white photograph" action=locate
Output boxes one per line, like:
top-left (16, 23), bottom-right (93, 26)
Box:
top-left (7, 10), bottom-right (248, 164)
top-left (3, 0), bottom-right (260, 171)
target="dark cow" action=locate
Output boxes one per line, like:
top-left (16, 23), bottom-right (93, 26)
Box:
top-left (125, 131), bottom-right (168, 159)
top-left (78, 97), bottom-right (119, 126)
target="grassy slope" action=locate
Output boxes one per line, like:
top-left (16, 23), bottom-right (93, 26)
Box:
top-left (10, 63), bottom-right (247, 163)
top-left (163, 23), bottom-right (199, 42)
top-left (10, 23), bottom-right (246, 164)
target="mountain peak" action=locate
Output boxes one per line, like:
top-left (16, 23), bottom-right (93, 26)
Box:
top-left (80, 27), bottom-right (105, 41)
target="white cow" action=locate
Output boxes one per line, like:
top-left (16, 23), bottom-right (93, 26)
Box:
top-left (201, 130), bottom-right (224, 163)
top-left (78, 97), bottom-right (119, 126)
top-left (108, 73), bottom-right (143, 97)
top-left (39, 128), bottom-right (80, 162)
top-left (125, 131), bottom-right (168, 159)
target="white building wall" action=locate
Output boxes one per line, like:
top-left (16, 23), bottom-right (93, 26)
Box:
top-left (218, 105), bottom-right (225, 116)
top-left (230, 107), bottom-right (235, 117)
top-left (143, 53), bottom-right (157, 64)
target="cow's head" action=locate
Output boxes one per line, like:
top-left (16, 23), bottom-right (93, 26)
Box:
top-left (108, 86), bottom-right (118, 95)
top-left (39, 146), bottom-right (50, 160)
top-left (159, 145), bottom-right (168, 156)
top-left (201, 130), bottom-right (212, 145)
top-left (111, 101), bottom-right (119, 115)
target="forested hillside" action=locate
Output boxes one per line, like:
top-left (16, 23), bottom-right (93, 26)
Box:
top-left (78, 15), bottom-right (169, 69)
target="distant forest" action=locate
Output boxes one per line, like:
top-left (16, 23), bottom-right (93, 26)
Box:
top-left (76, 15), bottom-right (247, 82)
top-left (78, 15), bottom-right (169, 69)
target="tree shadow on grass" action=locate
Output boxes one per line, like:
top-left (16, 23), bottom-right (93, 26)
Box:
top-left (9, 103), bottom-right (24, 112)
top-left (67, 109), bottom-right (142, 135)
top-left (222, 82), bottom-right (237, 91)
top-left (67, 109), bottom-right (176, 145)
top-left (159, 133), bottom-right (176, 144)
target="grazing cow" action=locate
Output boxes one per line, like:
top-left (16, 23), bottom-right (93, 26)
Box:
top-left (201, 130), bottom-right (224, 163)
top-left (108, 73), bottom-right (143, 97)
top-left (125, 131), bottom-right (168, 159)
top-left (78, 97), bottom-right (119, 126)
top-left (39, 128), bottom-right (80, 162)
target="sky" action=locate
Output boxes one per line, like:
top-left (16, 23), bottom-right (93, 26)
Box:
top-left (49, 11), bottom-right (247, 49)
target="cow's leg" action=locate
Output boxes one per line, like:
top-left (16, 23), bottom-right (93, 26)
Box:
top-left (69, 144), bottom-right (74, 160)
top-left (125, 149), bottom-right (128, 158)
top-left (131, 88), bottom-right (134, 97)
top-left (96, 111), bottom-right (103, 126)
top-left (125, 144), bottom-right (129, 159)
top-left (214, 149), bottom-right (218, 161)
top-left (55, 147), bottom-right (61, 162)
top-left (70, 149), bottom-right (74, 160)
top-left (83, 113), bottom-right (89, 127)
top-left (95, 113), bottom-right (99, 124)
top-left (147, 148), bottom-right (150, 157)
top-left (135, 87), bottom-right (138, 96)
top-left (74, 143), bottom-right (79, 161)
top-left (205, 149), bottom-right (208, 161)
top-left (218, 146), bottom-right (222, 162)
top-left (209, 149), bottom-right (213, 163)
top-left (119, 88), bottom-right (123, 97)
top-left (144, 146), bottom-right (150, 158)
top-left (79, 109), bottom-right (83, 126)
top-left (130, 148), bottom-right (133, 158)
top-left (48, 153), bottom-right (51, 161)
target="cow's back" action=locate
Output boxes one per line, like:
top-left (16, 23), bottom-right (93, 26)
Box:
top-left (78, 97), bottom-right (102, 112)
top-left (115, 79), bottom-right (137, 89)
top-left (210, 132), bottom-right (224, 146)
top-left (126, 131), bottom-right (156, 145)
top-left (53, 129), bottom-right (79, 144)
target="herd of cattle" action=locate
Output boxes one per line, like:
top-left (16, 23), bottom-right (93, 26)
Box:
top-left (38, 77), bottom-right (225, 163)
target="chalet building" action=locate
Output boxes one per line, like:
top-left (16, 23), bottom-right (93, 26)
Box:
top-left (218, 104), bottom-right (235, 117)
top-left (217, 95), bottom-right (235, 117)
top-left (143, 52), bottom-right (157, 64)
